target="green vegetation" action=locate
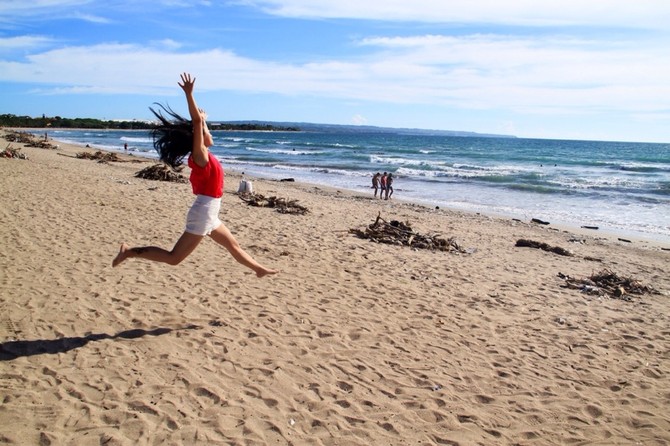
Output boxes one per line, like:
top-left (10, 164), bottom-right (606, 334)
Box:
top-left (0, 113), bottom-right (152, 129)
top-left (0, 114), bottom-right (299, 131)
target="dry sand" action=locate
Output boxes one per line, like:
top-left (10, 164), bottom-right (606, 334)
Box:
top-left (1, 130), bottom-right (669, 445)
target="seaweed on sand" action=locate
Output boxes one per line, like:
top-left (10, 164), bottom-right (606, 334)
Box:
top-left (135, 164), bottom-right (187, 183)
top-left (558, 269), bottom-right (660, 301)
top-left (238, 192), bottom-right (309, 215)
top-left (350, 212), bottom-right (469, 253)
top-left (76, 150), bottom-right (123, 163)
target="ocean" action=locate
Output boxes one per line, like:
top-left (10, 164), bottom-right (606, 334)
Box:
top-left (38, 128), bottom-right (670, 244)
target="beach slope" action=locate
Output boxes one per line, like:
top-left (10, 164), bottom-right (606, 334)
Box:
top-left (1, 130), bottom-right (669, 445)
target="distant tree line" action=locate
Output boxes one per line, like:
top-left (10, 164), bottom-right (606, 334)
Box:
top-left (0, 114), bottom-right (299, 132)
top-left (0, 113), bottom-right (152, 129)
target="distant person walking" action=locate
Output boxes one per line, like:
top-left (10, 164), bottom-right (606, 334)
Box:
top-left (385, 173), bottom-right (394, 199)
top-left (112, 72), bottom-right (278, 279)
top-left (380, 172), bottom-right (387, 199)
top-left (372, 172), bottom-right (381, 197)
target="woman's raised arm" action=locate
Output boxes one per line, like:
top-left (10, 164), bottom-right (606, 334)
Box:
top-left (178, 72), bottom-right (208, 167)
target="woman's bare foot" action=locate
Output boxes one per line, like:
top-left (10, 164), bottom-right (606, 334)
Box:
top-left (112, 243), bottom-right (130, 267)
top-left (256, 266), bottom-right (279, 278)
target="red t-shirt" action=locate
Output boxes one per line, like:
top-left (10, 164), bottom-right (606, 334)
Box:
top-left (188, 152), bottom-right (224, 198)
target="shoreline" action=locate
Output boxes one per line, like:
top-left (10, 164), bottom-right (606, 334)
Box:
top-left (1, 127), bottom-right (669, 444)
top-left (15, 127), bottom-right (670, 249)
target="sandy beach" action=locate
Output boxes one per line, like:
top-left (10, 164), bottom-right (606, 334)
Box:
top-left (1, 129), bottom-right (669, 445)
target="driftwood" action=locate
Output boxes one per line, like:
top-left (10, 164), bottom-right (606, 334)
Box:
top-left (1, 144), bottom-right (28, 160)
top-left (25, 140), bottom-right (58, 149)
top-left (238, 192), bottom-right (309, 215)
top-left (135, 164), bottom-right (187, 183)
top-left (516, 239), bottom-right (573, 256)
top-left (4, 131), bottom-right (57, 149)
top-left (4, 131), bottom-right (31, 143)
top-left (65, 150), bottom-right (143, 163)
top-left (350, 212), bottom-right (468, 252)
top-left (558, 269), bottom-right (659, 301)
top-left (76, 150), bottom-right (128, 163)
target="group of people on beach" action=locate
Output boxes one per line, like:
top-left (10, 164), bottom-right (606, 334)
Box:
top-left (372, 172), bottom-right (394, 200)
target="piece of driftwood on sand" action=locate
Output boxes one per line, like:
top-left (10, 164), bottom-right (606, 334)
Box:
top-left (516, 239), bottom-right (573, 256)
top-left (350, 212), bottom-right (467, 253)
top-left (558, 269), bottom-right (659, 301)
top-left (238, 192), bottom-right (309, 215)
top-left (1, 144), bottom-right (28, 160)
top-left (135, 164), bottom-right (188, 183)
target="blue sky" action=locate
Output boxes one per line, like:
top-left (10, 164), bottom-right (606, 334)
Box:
top-left (1, 1), bottom-right (669, 142)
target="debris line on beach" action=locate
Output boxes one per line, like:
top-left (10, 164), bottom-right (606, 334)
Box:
top-left (350, 212), bottom-right (468, 253)
top-left (135, 164), bottom-right (188, 183)
top-left (558, 269), bottom-right (659, 301)
top-left (238, 192), bottom-right (309, 215)
top-left (1, 144), bottom-right (28, 160)
top-left (4, 131), bottom-right (57, 149)
top-left (74, 150), bottom-right (144, 164)
top-left (516, 239), bottom-right (573, 256)
top-left (76, 150), bottom-right (123, 163)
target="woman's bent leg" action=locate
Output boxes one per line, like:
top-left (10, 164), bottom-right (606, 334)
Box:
top-left (112, 232), bottom-right (204, 267)
top-left (209, 224), bottom-right (278, 277)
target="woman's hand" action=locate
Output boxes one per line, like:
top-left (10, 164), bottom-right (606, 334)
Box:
top-left (178, 72), bottom-right (195, 95)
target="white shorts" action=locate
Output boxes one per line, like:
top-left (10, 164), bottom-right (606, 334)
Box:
top-left (185, 195), bottom-right (222, 236)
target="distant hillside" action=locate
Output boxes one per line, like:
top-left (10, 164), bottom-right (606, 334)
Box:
top-left (216, 120), bottom-right (516, 138)
top-left (1, 113), bottom-right (515, 138)
top-left (209, 122), bottom-right (299, 132)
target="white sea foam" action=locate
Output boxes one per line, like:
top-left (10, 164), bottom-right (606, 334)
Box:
top-left (120, 136), bottom-right (152, 143)
top-left (247, 147), bottom-right (324, 155)
top-left (39, 128), bottom-right (670, 243)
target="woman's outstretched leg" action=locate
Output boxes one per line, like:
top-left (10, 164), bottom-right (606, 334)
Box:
top-left (209, 224), bottom-right (278, 277)
top-left (112, 232), bottom-right (204, 267)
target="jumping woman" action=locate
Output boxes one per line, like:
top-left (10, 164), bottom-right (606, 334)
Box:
top-left (112, 73), bottom-right (278, 278)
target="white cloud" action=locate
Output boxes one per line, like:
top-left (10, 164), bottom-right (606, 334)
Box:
top-left (0, 35), bottom-right (55, 51)
top-left (242, 0), bottom-right (670, 29)
top-left (0, 0), bottom-right (92, 16)
top-left (497, 121), bottom-right (517, 135)
top-left (0, 1), bottom-right (110, 29)
top-left (359, 35), bottom-right (451, 48)
top-left (150, 39), bottom-right (183, 50)
top-left (0, 0), bottom-right (198, 27)
top-left (1, 2), bottom-right (669, 132)
top-left (71, 12), bottom-right (112, 24)
top-left (1, 31), bottom-right (668, 119)
top-left (351, 114), bottom-right (368, 125)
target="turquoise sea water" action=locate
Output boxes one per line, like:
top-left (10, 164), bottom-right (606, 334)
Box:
top-left (40, 128), bottom-right (670, 243)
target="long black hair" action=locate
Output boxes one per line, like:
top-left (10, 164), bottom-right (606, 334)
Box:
top-left (149, 103), bottom-right (193, 169)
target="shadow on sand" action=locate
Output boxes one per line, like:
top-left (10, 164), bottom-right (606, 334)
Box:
top-left (0, 325), bottom-right (200, 361)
